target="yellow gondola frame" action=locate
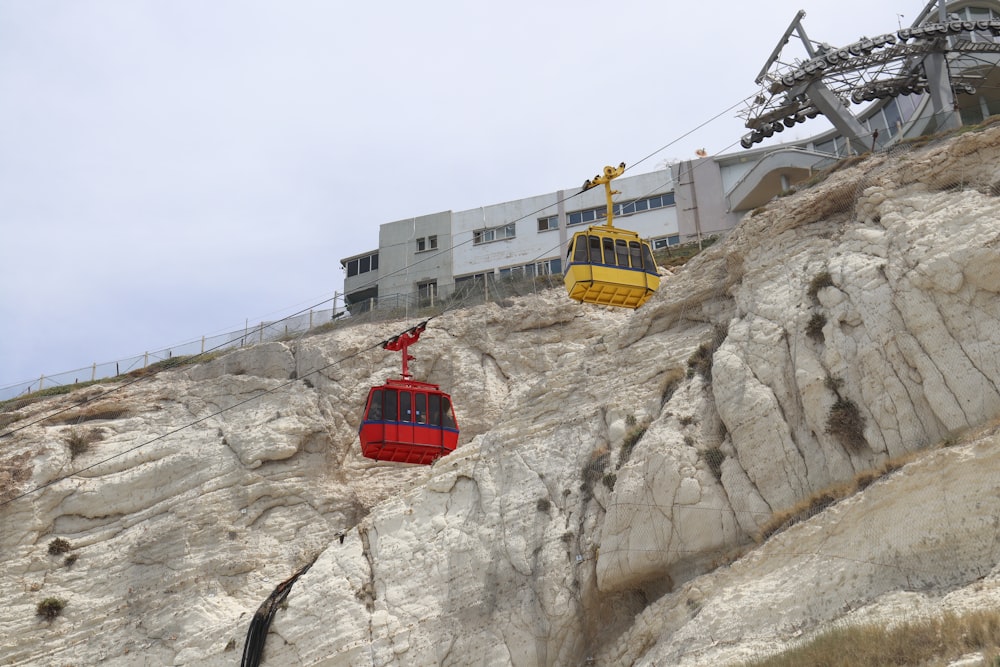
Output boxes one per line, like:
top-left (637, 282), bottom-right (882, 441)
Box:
top-left (564, 163), bottom-right (661, 309)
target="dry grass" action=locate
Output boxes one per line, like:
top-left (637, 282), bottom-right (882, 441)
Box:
top-left (739, 610), bottom-right (1000, 667)
top-left (756, 454), bottom-right (912, 543)
top-left (0, 410), bottom-right (25, 431)
top-left (0, 450), bottom-right (33, 504)
top-left (687, 325), bottom-right (729, 382)
top-left (826, 397), bottom-right (867, 451)
top-left (652, 236), bottom-right (719, 270)
top-left (807, 271), bottom-right (834, 301)
top-left (62, 427), bottom-right (104, 459)
top-left (46, 402), bottom-right (127, 426)
top-left (805, 312), bottom-right (826, 342)
top-left (617, 422), bottom-right (649, 469)
top-left (659, 367), bottom-right (686, 408)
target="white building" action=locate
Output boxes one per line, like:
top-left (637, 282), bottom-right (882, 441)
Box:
top-left (341, 169), bottom-right (687, 312)
top-left (341, 0), bottom-right (1000, 313)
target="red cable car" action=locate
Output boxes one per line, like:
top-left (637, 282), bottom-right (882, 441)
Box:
top-left (359, 321), bottom-right (459, 465)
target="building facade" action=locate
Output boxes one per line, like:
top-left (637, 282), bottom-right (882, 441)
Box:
top-left (341, 169), bottom-right (683, 312)
top-left (341, 0), bottom-right (1000, 313)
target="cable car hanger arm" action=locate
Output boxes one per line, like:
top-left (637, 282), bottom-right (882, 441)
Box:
top-left (580, 162), bottom-right (626, 229)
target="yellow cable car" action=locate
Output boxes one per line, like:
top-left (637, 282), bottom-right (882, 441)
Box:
top-left (564, 163), bottom-right (660, 309)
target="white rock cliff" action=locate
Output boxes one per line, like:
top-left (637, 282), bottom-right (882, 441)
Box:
top-left (4, 126), bottom-right (1000, 666)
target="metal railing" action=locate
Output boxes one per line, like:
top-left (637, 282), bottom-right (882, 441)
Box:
top-left (0, 272), bottom-right (568, 403)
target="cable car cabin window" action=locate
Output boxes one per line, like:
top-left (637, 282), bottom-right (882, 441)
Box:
top-left (629, 241), bottom-right (643, 269)
top-left (572, 236), bottom-right (588, 263)
top-left (642, 243), bottom-right (655, 273)
top-left (369, 390), bottom-right (383, 421)
top-left (428, 393), bottom-right (442, 426)
top-left (588, 235), bottom-right (602, 263)
top-left (400, 391), bottom-right (412, 422)
top-left (442, 396), bottom-right (456, 429)
top-left (384, 389), bottom-right (398, 421)
top-left (616, 239), bottom-right (629, 267)
top-left (603, 237), bottom-right (615, 265)
top-left (415, 393), bottom-right (426, 424)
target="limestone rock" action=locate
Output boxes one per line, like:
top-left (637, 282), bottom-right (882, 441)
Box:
top-left (4, 126), bottom-right (1000, 665)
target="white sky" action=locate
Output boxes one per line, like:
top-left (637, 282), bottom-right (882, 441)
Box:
top-left (1, 0), bottom-right (917, 389)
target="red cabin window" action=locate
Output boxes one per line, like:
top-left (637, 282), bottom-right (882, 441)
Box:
top-left (384, 389), bottom-right (398, 421)
top-left (415, 393), bottom-right (427, 423)
top-left (400, 391), bottom-right (412, 422)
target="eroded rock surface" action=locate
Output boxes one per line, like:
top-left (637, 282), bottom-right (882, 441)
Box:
top-left (4, 127), bottom-right (1000, 665)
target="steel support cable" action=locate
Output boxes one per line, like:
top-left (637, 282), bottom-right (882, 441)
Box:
top-left (341, 91), bottom-right (759, 303)
top-left (0, 317), bottom-right (433, 508)
top-left (0, 295), bottom-right (347, 440)
top-left (4, 94), bottom-right (751, 466)
top-left (624, 97), bottom-right (752, 175)
top-left (0, 290), bottom-right (342, 397)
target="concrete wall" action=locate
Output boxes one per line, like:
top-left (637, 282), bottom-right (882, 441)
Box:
top-left (377, 211), bottom-right (454, 300)
top-left (674, 157), bottom-right (745, 242)
top-left (452, 192), bottom-right (563, 277)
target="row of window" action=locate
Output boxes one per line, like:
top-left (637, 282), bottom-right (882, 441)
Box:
top-left (570, 234), bottom-right (656, 273)
top-left (345, 252), bottom-right (379, 277)
top-left (366, 388), bottom-right (457, 429)
top-left (473, 223), bottom-right (517, 245)
top-left (498, 257), bottom-right (562, 278)
top-left (537, 193), bottom-right (676, 231)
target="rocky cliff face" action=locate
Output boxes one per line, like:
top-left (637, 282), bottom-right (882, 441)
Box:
top-left (4, 126), bottom-right (1000, 666)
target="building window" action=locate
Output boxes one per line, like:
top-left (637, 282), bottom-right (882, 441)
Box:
top-left (455, 271), bottom-right (493, 285)
top-left (473, 223), bottom-right (515, 245)
top-left (618, 193), bottom-right (675, 215)
top-left (415, 236), bottom-right (438, 253)
top-left (498, 257), bottom-right (562, 278)
top-left (538, 216), bottom-right (558, 232)
top-left (345, 252), bottom-right (379, 277)
top-left (417, 280), bottom-right (437, 305)
top-left (652, 235), bottom-right (680, 249)
top-left (568, 208), bottom-right (598, 226)
top-left (566, 194), bottom-right (674, 227)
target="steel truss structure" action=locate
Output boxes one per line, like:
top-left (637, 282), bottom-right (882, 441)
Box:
top-left (741, 11), bottom-right (1000, 151)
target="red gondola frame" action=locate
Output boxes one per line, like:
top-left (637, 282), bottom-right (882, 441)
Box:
top-left (358, 321), bottom-right (459, 464)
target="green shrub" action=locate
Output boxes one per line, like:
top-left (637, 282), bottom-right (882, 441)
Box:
top-left (48, 538), bottom-right (71, 555)
top-left (826, 397), bottom-right (867, 451)
top-left (805, 312), bottom-right (826, 342)
top-left (807, 271), bottom-right (834, 301)
top-left (36, 597), bottom-right (66, 619)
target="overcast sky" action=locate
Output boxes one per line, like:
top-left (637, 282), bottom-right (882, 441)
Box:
top-left (0, 0), bottom-right (915, 392)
